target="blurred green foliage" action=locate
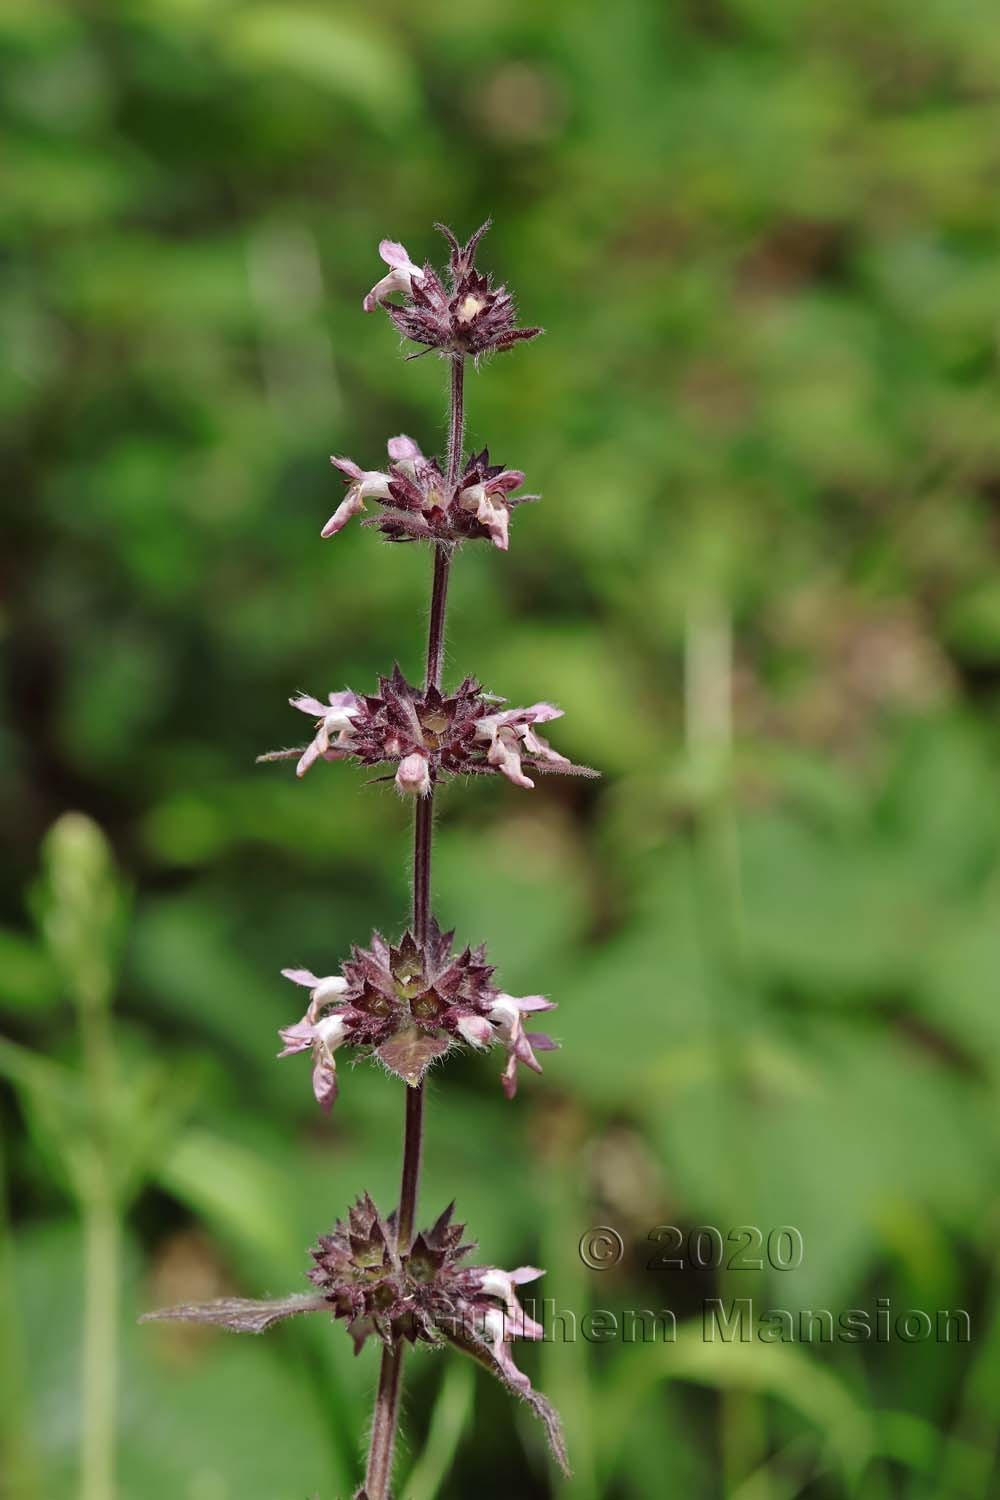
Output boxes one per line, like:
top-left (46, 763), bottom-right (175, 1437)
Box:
top-left (3, 0), bottom-right (1000, 1495)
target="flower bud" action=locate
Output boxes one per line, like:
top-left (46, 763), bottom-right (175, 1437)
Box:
top-left (395, 751), bottom-right (431, 797)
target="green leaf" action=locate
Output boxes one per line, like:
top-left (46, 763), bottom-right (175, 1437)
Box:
top-left (156, 1128), bottom-right (305, 1268)
top-left (398, 1359), bottom-right (475, 1500)
top-left (603, 1323), bottom-right (873, 1486)
top-left (0, 929), bottom-right (59, 1011)
top-left (224, 6), bottom-right (419, 126)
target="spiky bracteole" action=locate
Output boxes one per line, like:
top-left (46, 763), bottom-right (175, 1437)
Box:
top-left (277, 920), bottom-right (559, 1107)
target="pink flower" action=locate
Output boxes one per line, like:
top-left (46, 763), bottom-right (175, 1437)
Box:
top-left (362, 239), bottom-right (425, 313)
top-left (487, 992), bottom-right (558, 1099)
top-left (288, 691), bottom-right (362, 777)
top-left (277, 969), bottom-right (353, 1111)
top-left (455, 470), bottom-right (520, 551)
top-left (474, 703), bottom-right (569, 789)
top-left (476, 1264), bottom-right (546, 1391)
top-left (323, 457), bottom-right (393, 537)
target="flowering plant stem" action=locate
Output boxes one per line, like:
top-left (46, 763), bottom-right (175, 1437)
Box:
top-left (142, 226), bottom-right (575, 1495)
top-left (363, 354), bottom-right (464, 1500)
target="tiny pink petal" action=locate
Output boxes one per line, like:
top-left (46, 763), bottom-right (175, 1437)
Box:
top-left (511, 994), bottom-right (556, 1013)
top-left (296, 740), bottom-right (323, 778)
top-left (516, 1042), bottom-right (544, 1074)
top-left (495, 704), bottom-right (562, 729)
top-left (378, 239), bottom-right (421, 274)
top-left (281, 968), bottom-right (323, 989)
top-left (491, 469), bottom-right (525, 492)
top-left (277, 1021), bottom-right (316, 1058)
top-left (498, 758), bottom-right (534, 790)
top-left (526, 1031), bottom-right (558, 1052)
top-left (312, 1054), bottom-right (338, 1113)
top-left (330, 455), bottom-right (364, 481)
top-left (321, 492), bottom-right (364, 539)
top-left (491, 1335), bottom-right (531, 1391)
top-left (501, 1052), bottom-right (519, 1099)
top-left (290, 694), bottom-right (329, 718)
top-left (329, 690), bottom-right (362, 712)
top-left (488, 512), bottom-right (510, 550)
top-left (513, 1308), bottom-right (546, 1341)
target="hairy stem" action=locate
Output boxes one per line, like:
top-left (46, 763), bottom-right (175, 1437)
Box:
top-left (363, 1341), bottom-right (405, 1500)
top-left (412, 794), bottom-right (435, 949)
top-left (445, 354), bottom-right (465, 488)
top-left (363, 353), bottom-right (465, 1500)
top-left (424, 545), bottom-right (452, 700)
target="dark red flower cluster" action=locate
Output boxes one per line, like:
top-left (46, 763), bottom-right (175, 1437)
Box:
top-left (363, 221), bottom-right (541, 359)
top-left (276, 921), bottom-right (558, 1109)
top-left (259, 666), bottom-right (595, 793)
top-left (325, 436), bottom-right (535, 550)
top-left (140, 1196), bottom-right (568, 1473)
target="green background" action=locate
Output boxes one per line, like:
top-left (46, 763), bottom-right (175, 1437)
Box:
top-left (3, 0), bottom-right (1000, 1495)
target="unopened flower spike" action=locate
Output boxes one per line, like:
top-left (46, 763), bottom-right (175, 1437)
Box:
top-left (257, 671), bottom-right (597, 792)
top-left (142, 1197), bottom-right (569, 1475)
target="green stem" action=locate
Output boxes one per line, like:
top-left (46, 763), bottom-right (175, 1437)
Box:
top-left (77, 957), bottom-right (119, 1500)
top-left (0, 1142), bottom-right (43, 1500)
top-left (80, 1185), bottom-right (120, 1500)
